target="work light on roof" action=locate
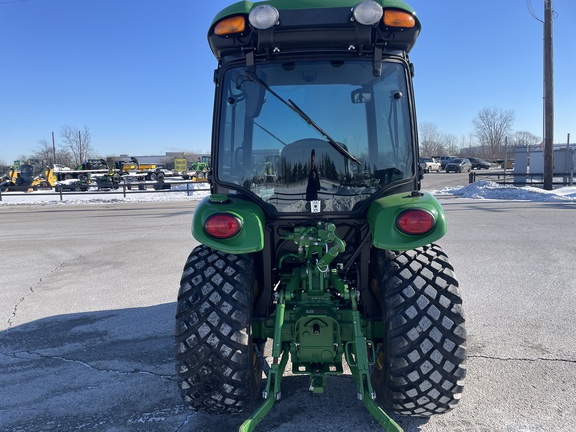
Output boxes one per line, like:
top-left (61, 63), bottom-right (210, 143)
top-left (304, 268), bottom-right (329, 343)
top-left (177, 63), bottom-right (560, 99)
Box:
top-left (249, 5), bottom-right (280, 30)
top-left (353, 1), bottom-right (383, 26)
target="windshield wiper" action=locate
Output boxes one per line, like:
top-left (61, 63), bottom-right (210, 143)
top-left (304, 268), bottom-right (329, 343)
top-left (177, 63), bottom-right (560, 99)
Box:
top-left (243, 71), bottom-right (361, 165)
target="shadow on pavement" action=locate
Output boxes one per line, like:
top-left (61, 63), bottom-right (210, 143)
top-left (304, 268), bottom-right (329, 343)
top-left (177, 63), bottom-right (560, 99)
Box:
top-left (0, 304), bottom-right (430, 432)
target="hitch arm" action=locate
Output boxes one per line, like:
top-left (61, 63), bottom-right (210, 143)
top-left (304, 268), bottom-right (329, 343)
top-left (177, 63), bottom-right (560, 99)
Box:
top-left (239, 291), bottom-right (289, 432)
top-left (346, 291), bottom-right (404, 432)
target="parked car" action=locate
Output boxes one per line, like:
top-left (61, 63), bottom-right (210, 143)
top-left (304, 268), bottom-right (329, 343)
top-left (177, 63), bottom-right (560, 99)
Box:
top-left (445, 158), bottom-right (472, 173)
top-left (468, 157), bottom-right (491, 170)
top-left (439, 155), bottom-right (458, 169)
top-left (419, 157), bottom-right (441, 173)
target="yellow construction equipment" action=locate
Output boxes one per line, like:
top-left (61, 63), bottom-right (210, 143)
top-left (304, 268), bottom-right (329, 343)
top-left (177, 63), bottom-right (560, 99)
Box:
top-left (0, 162), bottom-right (56, 192)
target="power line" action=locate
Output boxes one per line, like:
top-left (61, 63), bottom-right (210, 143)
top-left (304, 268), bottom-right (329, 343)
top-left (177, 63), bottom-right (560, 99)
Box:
top-left (0, 0), bottom-right (31, 4)
top-left (526, 0), bottom-right (544, 23)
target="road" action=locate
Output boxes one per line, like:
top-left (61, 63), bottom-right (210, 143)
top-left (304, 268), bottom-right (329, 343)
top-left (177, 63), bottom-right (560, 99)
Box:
top-left (1, 174), bottom-right (575, 432)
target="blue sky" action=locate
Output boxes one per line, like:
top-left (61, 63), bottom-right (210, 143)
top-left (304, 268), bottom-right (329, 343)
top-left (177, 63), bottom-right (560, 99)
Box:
top-left (0, 0), bottom-right (574, 164)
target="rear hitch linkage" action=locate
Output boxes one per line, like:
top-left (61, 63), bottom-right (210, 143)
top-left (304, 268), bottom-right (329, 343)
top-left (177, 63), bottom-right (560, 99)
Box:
top-left (240, 222), bottom-right (403, 432)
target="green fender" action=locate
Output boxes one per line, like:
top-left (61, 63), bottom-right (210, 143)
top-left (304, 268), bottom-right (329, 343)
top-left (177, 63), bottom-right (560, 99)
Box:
top-left (367, 191), bottom-right (447, 251)
top-left (192, 194), bottom-right (265, 254)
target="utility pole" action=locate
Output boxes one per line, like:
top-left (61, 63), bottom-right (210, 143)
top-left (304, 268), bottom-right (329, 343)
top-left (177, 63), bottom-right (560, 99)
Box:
top-left (52, 131), bottom-right (56, 167)
top-left (543, 0), bottom-right (554, 190)
top-left (78, 130), bottom-right (83, 165)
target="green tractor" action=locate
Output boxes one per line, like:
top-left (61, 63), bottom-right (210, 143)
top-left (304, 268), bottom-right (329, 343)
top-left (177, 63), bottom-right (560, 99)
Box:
top-left (175, 1), bottom-right (466, 431)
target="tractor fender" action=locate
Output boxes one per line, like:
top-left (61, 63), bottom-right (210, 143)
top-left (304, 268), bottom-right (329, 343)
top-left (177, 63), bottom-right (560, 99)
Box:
top-left (192, 194), bottom-right (265, 254)
top-left (367, 191), bottom-right (447, 251)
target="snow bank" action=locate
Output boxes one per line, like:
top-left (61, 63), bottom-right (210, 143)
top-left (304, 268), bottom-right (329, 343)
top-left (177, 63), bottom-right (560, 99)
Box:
top-left (0, 182), bottom-right (210, 206)
top-left (433, 180), bottom-right (576, 202)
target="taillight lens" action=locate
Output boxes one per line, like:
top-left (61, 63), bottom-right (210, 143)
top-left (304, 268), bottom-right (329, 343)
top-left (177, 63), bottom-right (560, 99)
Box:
top-left (396, 209), bottom-right (435, 235)
top-left (204, 213), bottom-right (242, 239)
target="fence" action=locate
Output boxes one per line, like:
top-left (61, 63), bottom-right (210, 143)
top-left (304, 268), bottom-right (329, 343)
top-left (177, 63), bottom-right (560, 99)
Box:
top-left (469, 170), bottom-right (574, 187)
top-left (0, 179), bottom-right (211, 202)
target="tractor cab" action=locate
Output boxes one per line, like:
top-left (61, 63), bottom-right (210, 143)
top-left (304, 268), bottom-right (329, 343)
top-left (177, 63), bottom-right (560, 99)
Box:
top-left (17, 164), bottom-right (34, 186)
top-left (208, 1), bottom-right (421, 217)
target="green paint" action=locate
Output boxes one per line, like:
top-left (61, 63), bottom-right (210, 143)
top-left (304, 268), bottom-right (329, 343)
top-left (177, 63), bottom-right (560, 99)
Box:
top-left (192, 194), bottom-right (265, 253)
top-left (368, 191), bottom-right (447, 250)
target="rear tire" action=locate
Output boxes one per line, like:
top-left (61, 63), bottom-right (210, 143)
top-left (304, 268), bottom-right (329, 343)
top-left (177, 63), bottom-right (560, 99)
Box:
top-left (370, 244), bottom-right (466, 416)
top-left (175, 245), bottom-right (262, 414)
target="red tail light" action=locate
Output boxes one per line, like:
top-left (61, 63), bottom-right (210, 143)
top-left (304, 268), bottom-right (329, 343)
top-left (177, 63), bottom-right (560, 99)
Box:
top-left (396, 209), bottom-right (435, 235)
top-left (204, 213), bottom-right (242, 239)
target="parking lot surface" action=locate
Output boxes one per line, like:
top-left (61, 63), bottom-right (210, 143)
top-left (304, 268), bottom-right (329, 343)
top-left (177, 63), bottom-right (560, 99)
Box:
top-left (1, 181), bottom-right (575, 431)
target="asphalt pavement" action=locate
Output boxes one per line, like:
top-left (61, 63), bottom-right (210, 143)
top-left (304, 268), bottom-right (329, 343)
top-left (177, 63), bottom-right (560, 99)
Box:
top-left (1, 175), bottom-right (575, 432)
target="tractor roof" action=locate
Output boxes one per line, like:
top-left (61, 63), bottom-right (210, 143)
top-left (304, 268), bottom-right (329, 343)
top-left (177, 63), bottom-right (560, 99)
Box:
top-left (208, 0), bottom-right (421, 61)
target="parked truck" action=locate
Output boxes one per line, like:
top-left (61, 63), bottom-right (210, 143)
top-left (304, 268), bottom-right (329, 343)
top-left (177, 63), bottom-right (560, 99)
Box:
top-left (419, 157), bottom-right (441, 173)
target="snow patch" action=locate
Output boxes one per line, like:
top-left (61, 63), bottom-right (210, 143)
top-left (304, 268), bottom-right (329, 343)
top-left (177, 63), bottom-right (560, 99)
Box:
top-left (432, 180), bottom-right (576, 203)
top-left (0, 182), bottom-right (210, 206)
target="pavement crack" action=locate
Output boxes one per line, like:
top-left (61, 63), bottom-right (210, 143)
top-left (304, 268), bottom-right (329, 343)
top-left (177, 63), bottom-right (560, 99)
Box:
top-left (5, 262), bottom-right (65, 332)
top-left (469, 354), bottom-right (576, 364)
top-left (6, 289), bottom-right (33, 330)
top-left (4, 350), bottom-right (177, 381)
top-left (175, 413), bottom-right (196, 432)
top-left (4, 217), bottom-right (181, 333)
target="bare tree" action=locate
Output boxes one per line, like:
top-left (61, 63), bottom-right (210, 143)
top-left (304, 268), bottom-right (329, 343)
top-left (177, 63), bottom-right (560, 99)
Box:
top-left (60, 125), bottom-right (94, 166)
top-left (441, 133), bottom-right (460, 155)
top-left (460, 134), bottom-right (478, 157)
top-left (29, 139), bottom-right (74, 167)
top-left (418, 122), bottom-right (445, 156)
top-left (513, 131), bottom-right (541, 150)
top-left (30, 139), bottom-right (54, 165)
top-left (472, 107), bottom-right (515, 159)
